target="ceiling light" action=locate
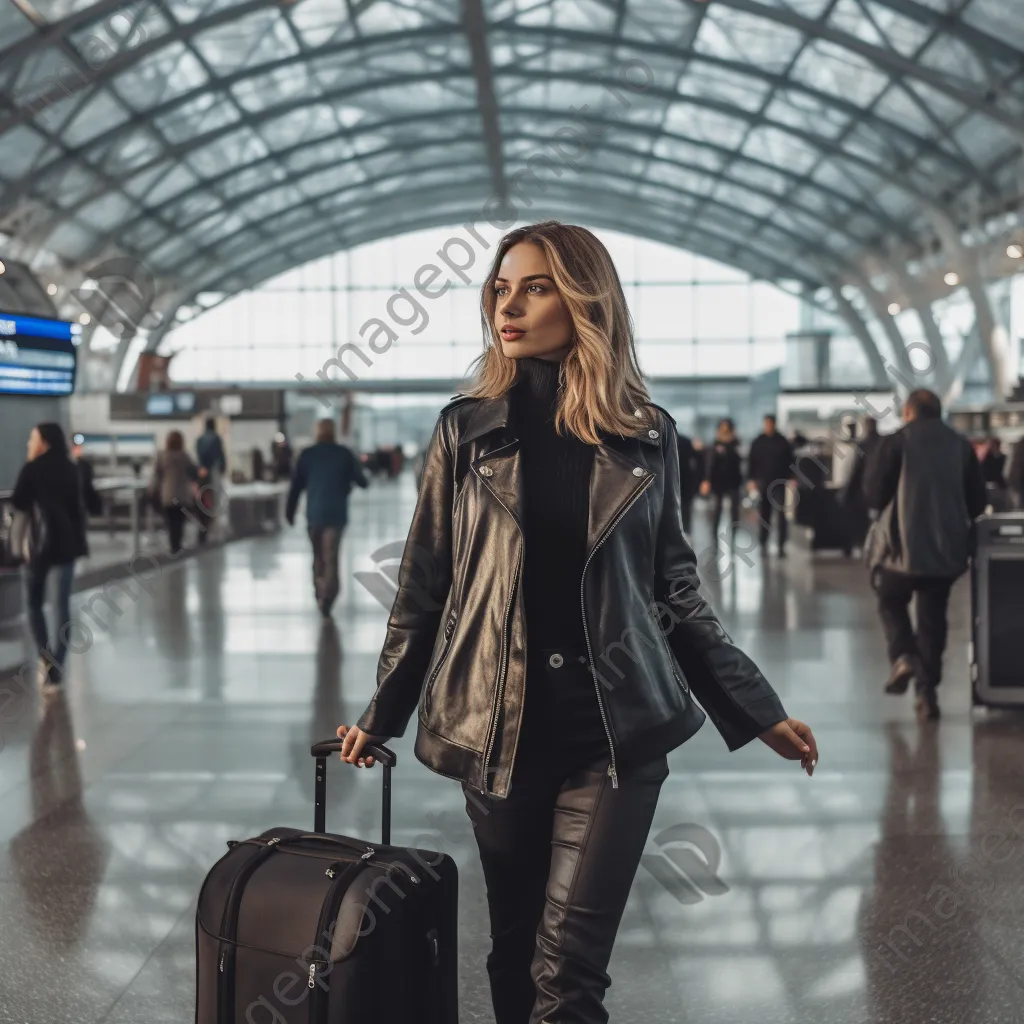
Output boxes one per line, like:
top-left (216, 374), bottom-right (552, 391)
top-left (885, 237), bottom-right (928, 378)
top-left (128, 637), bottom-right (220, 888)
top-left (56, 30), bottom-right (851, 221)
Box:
top-left (46, 282), bottom-right (57, 295)
top-left (1008, 243), bottom-right (1024, 260)
top-left (887, 302), bottom-right (901, 316)
top-left (79, 313), bottom-right (91, 325)
top-left (944, 272), bottom-right (960, 286)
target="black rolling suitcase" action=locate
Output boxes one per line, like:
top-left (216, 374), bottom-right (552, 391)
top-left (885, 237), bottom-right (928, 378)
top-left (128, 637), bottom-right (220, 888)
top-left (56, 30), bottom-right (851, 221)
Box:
top-left (971, 513), bottom-right (1024, 708)
top-left (195, 740), bottom-right (459, 1023)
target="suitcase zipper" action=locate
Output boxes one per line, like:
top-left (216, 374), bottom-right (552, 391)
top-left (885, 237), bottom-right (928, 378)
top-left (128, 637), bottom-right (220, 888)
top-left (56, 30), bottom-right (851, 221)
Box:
top-left (307, 857), bottom-right (370, 1024)
top-left (217, 837), bottom-right (282, 1022)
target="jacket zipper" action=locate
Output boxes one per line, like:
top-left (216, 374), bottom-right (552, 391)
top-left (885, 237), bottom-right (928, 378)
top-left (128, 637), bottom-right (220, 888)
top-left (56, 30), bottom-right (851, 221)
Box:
top-left (424, 612), bottom-right (457, 714)
top-left (217, 836), bottom-right (281, 1022)
top-left (475, 455), bottom-right (524, 797)
top-left (580, 472), bottom-right (655, 790)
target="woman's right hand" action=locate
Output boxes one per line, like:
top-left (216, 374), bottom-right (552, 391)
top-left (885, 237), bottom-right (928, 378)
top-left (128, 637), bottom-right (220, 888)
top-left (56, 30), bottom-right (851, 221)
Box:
top-left (336, 725), bottom-right (388, 769)
top-left (699, 480), bottom-right (711, 497)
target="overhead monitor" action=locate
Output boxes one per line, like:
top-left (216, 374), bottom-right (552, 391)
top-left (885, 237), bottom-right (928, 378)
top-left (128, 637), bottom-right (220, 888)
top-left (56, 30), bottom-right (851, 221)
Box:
top-left (0, 312), bottom-right (81, 396)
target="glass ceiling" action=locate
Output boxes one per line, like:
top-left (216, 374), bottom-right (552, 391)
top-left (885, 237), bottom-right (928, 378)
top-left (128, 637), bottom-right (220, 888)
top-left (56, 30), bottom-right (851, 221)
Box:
top-left (1, 0), bottom-right (1022, 327)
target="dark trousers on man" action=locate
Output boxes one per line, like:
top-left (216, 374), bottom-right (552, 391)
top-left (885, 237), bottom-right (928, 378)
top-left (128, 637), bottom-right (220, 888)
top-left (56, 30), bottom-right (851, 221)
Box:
top-left (756, 485), bottom-right (788, 551)
top-left (308, 525), bottom-right (343, 614)
top-left (873, 569), bottom-right (955, 691)
top-left (464, 747), bottom-right (668, 1024)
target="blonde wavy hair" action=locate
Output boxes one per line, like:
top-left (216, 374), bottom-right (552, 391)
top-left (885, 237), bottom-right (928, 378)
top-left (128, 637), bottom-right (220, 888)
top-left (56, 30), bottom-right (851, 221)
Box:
top-left (465, 221), bottom-right (653, 445)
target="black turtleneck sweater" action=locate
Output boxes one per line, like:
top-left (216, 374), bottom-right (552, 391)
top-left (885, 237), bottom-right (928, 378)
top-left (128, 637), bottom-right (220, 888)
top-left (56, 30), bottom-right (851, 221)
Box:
top-left (512, 356), bottom-right (593, 652)
top-left (511, 357), bottom-right (608, 763)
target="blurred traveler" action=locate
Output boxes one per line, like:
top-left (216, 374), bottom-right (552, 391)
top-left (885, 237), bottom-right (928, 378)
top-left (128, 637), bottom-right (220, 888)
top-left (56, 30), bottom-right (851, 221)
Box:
top-left (273, 432), bottom-right (293, 481)
top-left (701, 417), bottom-right (743, 543)
top-left (71, 433), bottom-right (102, 517)
top-left (11, 423), bottom-right (89, 690)
top-left (980, 437), bottom-right (1009, 511)
top-left (841, 417), bottom-right (881, 551)
top-left (1009, 439), bottom-right (1024, 510)
top-left (676, 430), bottom-right (700, 535)
top-left (151, 430), bottom-right (199, 555)
top-left (980, 437), bottom-right (1006, 487)
top-left (195, 417), bottom-right (226, 543)
top-left (285, 418), bottom-right (368, 617)
top-left (747, 413), bottom-right (794, 556)
top-left (864, 389), bottom-right (986, 720)
top-left (251, 447), bottom-right (266, 482)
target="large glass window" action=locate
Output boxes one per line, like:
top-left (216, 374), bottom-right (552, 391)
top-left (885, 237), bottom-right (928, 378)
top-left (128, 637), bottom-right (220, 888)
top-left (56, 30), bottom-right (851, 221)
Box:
top-left (162, 226), bottom-right (803, 382)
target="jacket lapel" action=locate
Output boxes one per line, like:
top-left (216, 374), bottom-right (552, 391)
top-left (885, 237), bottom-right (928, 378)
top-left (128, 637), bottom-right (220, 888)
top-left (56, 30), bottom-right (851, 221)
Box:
top-left (586, 440), bottom-right (653, 557)
top-left (461, 393), bottom-right (660, 543)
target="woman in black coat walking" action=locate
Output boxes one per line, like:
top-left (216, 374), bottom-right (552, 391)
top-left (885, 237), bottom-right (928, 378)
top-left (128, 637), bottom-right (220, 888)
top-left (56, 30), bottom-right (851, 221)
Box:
top-left (333, 222), bottom-right (818, 1024)
top-left (701, 417), bottom-right (744, 543)
top-left (11, 423), bottom-right (89, 689)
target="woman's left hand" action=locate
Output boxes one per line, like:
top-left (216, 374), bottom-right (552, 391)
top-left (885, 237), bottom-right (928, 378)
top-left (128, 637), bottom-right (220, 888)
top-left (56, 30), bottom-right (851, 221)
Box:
top-left (758, 718), bottom-right (818, 776)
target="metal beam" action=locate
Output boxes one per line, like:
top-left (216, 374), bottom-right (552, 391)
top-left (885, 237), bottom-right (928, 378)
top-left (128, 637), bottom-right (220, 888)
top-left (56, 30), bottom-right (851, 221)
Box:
top-left (174, 182), bottom-right (825, 306)
top-left (3, 26), bottom-right (977, 189)
top-left (74, 106), bottom-right (905, 258)
top-left (460, 0), bottom-right (506, 202)
top-left (861, 0), bottom-right (1024, 69)
top-left (884, 254), bottom-right (954, 394)
top-left (849, 271), bottom-right (922, 393)
top-left (158, 163), bottom-right (845, 287)
top-left (111, 141), bottom-right (878, 283)
top-left (110, 122), bottom-right (892, 251)
top-left (828, 284), bottom-right (891, 387)
top-left (927, 208), bottom-right (1014, 398)
top-left (716, 0), bottom-right (1024, 140)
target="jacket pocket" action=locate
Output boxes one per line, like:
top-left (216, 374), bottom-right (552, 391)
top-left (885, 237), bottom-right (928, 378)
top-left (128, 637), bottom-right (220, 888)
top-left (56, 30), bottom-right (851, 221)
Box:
top-left (650, 603), bottom-right (690, 697)
top-left (424, 611), bottom-right (457, 715)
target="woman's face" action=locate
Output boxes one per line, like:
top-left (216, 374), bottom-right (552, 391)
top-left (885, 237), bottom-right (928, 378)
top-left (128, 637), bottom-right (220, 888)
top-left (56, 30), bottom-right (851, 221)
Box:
top-left (493, 242), bottom-right (574, 362)
top-left (26, 428), bottom-right (47, 461)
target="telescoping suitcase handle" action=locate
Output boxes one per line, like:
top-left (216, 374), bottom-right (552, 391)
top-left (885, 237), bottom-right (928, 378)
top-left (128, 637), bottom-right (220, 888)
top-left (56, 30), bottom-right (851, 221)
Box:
top-left (310, 738), bottom-right (397, 844)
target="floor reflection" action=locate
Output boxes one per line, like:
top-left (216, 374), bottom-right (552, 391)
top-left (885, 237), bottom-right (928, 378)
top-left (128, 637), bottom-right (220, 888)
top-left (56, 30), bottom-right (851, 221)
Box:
top-left (9, 695), bottom-right (110, 951)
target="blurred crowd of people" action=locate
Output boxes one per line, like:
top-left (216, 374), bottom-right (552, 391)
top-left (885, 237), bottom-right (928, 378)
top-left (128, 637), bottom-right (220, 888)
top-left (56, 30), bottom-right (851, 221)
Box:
top-left (676, 413), bottom-right (800, 556)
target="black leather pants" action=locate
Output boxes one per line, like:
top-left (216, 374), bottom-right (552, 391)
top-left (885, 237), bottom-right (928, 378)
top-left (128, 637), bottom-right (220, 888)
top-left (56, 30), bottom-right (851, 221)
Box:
top-left (463, 749), bottom-right (669, 1024)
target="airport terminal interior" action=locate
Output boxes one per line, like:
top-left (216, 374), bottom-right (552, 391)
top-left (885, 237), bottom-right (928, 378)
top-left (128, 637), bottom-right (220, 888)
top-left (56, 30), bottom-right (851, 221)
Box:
top-left (2, 0), bottom-right (1024, 1021)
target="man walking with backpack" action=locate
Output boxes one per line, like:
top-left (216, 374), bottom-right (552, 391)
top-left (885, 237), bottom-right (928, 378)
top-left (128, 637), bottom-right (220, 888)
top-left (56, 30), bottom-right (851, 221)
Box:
top-left (864, 389), bottom-right (986, 720)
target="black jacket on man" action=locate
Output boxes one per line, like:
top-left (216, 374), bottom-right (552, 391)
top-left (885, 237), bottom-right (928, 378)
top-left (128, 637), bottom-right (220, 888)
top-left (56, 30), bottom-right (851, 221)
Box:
top-left (747, 431), bottom-right (794, 489)
top-left (864, 417), bottom-right (986, 578)
top-left (11, 449), bottom-right (89, 565)
top-left (355, 393), bottom-right (787, 798)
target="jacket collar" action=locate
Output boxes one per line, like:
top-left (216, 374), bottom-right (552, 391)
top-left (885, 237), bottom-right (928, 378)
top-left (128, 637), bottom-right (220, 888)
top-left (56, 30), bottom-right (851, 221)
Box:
top-left (459, 393), bottom-right (661, 447)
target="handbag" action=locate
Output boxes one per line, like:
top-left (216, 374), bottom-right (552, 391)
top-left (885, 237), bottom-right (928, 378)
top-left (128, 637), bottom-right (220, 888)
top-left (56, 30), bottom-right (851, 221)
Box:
top-left (863, 500), bottom-right (900, 572)
top-left (1, 502), bottom-right (48, 568)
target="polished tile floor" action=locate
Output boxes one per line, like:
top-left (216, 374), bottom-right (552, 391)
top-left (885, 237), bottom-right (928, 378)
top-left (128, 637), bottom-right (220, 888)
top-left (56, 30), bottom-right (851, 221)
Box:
top-left (2, 475), bottom-right (1024, 1023)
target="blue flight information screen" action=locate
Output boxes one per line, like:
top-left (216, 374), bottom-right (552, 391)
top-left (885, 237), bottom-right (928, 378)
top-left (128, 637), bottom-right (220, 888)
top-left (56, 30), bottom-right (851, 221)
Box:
top-left (0, 312), bottom-right (81, 396)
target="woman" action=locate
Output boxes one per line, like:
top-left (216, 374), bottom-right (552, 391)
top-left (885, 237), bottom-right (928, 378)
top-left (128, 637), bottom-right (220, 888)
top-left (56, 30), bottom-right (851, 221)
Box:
top-left (11, 423), bottom-right (89, 688)
top-left (701, 417), bottom-right (743, 542)
top-left (150, 430), bottom-right (198, 555)
top-left (335, 222), bottom-right (817, 1024)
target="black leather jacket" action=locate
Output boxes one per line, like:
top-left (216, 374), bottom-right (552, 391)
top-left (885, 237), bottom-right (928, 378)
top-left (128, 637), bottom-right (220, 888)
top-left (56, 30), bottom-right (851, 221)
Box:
top-left (356, 393), bottom-right (787, 798)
